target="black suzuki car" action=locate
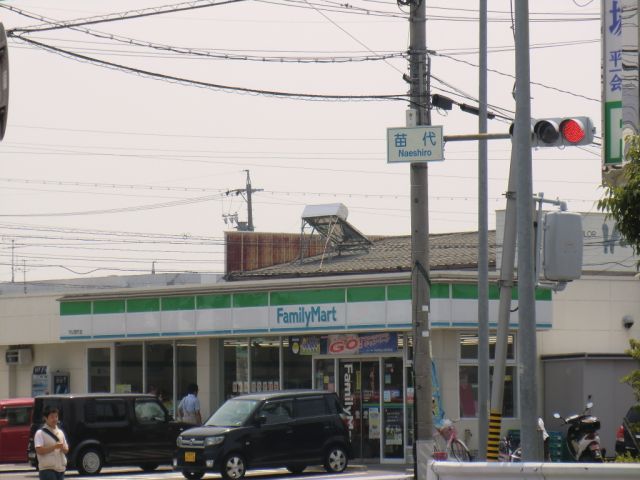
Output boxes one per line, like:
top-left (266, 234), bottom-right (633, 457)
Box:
top-left (28, 393), bottom-right (191, 475)
top-left (174, 390), bottom-right (352, 480)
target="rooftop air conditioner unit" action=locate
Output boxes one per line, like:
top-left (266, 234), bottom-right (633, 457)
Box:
top-left (5, 348), bottom-right (32, 365)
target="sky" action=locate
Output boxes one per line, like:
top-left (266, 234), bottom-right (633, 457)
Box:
top-left (0, 0), bottom-right (604, 282)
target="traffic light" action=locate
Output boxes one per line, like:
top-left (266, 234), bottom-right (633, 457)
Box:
top-left (510, 117), bottom-right (595, 148)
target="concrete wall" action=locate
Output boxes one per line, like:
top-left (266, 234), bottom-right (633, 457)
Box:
top-left (0, 342), bottom-right (85, 398)
top-left (543, 356), bottom-right (637, 455)
top-left (428, 461), bottom-right (640, 480)
top-left (0, 293), bottom-right (60, 345)
top-left (539, 276), bottom-right (640, 355)
top-left (431, 330), bottom-right (520, 453)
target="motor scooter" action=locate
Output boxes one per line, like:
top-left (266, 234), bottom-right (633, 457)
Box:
top-left (553, 397), bottom-right (603, 462)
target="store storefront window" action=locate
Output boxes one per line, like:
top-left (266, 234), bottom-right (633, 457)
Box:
top-left (224, 338), bottom-right (248, 399)
top-left (176, 341), bottom-right (197, 409)
top-left (458, 333), bottom-right (516, 418)
top-left (88, 347), bottom-right (111, 393)
top-left (249, 337), bottom-right (280, 392)
top-left (460, 333), bottom-right (514, 360)
top-left (315, 359), bottom-right (335, 391)
top-left (382, 357), bottom-right (404, 459)
top-left (146, 342), bottom-right (174, 413)
top-left (282, 337), bottom-right (312, 389)
top-left (115, 343), bottom-right (142, 393)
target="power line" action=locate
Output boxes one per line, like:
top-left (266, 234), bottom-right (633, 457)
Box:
top-left (0, 177), bottom-right (605, 203)
top-left (436, 38), bottom-right (600, 56)
top-left (434, 51), bottom-right (600, 103)
top-left (11, 35), bottom-right (410, 102)
top-left (9, 30), bottom-right (406, 64)
top-left (9, 123), bottom-right (387, 140)
top-left (0, 192), bottom-right (226, 218)
top-left (4, 0), bottom-right (248, 35)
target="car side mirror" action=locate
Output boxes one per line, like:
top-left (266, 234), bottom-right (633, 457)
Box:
top-left (553, 413), bottom-right (560, 419)
top-left (256, 414), bottom-right (267, 426)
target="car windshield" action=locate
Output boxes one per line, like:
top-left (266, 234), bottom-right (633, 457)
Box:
top-left (205, 399), bottom-right (259, 427)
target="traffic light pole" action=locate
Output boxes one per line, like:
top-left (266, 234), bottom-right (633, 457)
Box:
top-left (477, 0), bottom-right (490, 460)
top-left (408, 0), bottom-right (433, 478)
top-left (514, 0), bottom-right (540, 461)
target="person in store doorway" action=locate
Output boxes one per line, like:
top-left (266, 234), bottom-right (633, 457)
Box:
top-left (459, 373), bottom-right (477, 418)
top-left (34, 406), bottom-right (69, 480)
top-left (178, 383), bottom-right (202, 425)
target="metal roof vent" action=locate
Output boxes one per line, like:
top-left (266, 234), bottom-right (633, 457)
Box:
top-left (300, 204), bottom-right (371, 260)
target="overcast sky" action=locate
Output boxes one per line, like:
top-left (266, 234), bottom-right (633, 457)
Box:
top-left (0, 0), bottom-right (603, 281)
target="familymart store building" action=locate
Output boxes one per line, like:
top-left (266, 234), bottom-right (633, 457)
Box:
top-left (58, 272), bottom-right (552, 462)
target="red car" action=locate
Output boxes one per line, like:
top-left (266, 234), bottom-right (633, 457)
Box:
top-left (0, 398), bottom-right (33, 463)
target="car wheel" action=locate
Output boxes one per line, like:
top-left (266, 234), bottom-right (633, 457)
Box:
top-left (324, 445), bottom-right (348, 473)
top-left (286, 464), bottom-right (306, 474)
top-left (220, 453), bottom-right (246, 480)
top-left (77, 447), bottom-right (103, 475)
top-left (182, 471), bottom-right (205, 480)
top-left (140, 463), bottom-right (159, 472)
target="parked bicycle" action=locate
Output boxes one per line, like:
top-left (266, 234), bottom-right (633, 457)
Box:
top-left (498, 432), bottom-right (522, 462)
top-left (498, 418), bottom-right (550, 462)
top-left (433, 419), bottom-right (473, 461)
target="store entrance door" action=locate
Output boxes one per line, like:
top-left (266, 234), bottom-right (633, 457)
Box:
top-left (338, 359), bottom-right (381, 461)
top-left (314, 356), bottom-right (405, 462)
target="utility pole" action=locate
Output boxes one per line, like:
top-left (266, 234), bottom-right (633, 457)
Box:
top-left (487, 149), bottom-right (517, 460)
top-left (477, 0), bottom-right (489, 461)
top-left (224, 170), bottom-right (263, 232)
top-left (245, 170), bottom-right (256, 232)
top-left (407, 0), bottom-right (433, 477)
top-left (514, 0), bottom-right (540, 461)
top-left (11, 239), bottom-right (15, 283)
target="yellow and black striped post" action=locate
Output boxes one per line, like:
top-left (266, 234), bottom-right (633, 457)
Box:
top-left (487, 409), bottom-right (502, 460)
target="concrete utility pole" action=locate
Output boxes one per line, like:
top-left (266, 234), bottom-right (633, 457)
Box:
top-left (514, 0), bottom-right (540, 461)
top-left (477, 0), bottom-right (489, 461)
top-left (11, 239), bottom-right (15, 283)
top-left (224, 170), bottom-right (263, 232)
top-left (407, 0), bottom-right (433, 478)
top-left (245, 170), bottom-right (256, 232)
top-left (487, 149), bottom-right (517, 460)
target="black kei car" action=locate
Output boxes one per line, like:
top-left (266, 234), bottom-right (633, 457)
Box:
top-left (174, 390), bottom-right (352, 480)
top-left (28, 393), bottom-right (191, 475)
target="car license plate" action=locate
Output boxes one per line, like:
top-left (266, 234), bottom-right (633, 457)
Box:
top-left (185, 451), bottom-right (196, 462)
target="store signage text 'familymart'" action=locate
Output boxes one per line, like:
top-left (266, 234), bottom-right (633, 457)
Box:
top-left (276, 305), bottom-right (338, 327)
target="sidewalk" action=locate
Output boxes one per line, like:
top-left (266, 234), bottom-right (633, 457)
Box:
top-left (0, 463), bottom-right (32, 473)
top-left (349, 462), bottom-right (414, 473)
top-left (0, 462), bottom-right (413, 474)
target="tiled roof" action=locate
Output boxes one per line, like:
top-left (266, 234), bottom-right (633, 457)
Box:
top-left (227, 231), bottom-right (496, 280)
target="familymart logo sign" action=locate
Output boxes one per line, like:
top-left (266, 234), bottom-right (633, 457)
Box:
top-left (275, 305), bottom-right (339, 328)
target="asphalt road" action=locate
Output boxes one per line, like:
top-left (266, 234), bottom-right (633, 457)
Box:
top-left (0, 464), bottom-right (413, 480)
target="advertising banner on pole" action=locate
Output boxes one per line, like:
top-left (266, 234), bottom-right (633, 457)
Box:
top-left (603, 0), bottom-right (639, 168)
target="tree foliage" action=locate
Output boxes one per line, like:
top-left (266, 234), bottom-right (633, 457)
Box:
top-left (598, 135), bottom-right (640, 259)
top-left (622, 338), bottom-right (640, 402)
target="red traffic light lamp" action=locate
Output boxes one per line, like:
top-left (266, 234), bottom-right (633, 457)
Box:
top-left (510, 117), bottom-right (595, 148)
